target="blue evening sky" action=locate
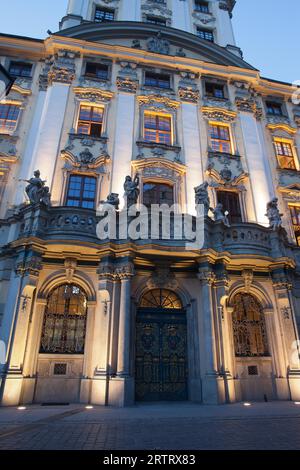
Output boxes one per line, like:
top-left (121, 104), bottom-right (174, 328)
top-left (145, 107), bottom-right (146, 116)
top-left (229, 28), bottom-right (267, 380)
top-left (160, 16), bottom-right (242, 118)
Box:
top-left (0, 0), bottom-right (298, 83)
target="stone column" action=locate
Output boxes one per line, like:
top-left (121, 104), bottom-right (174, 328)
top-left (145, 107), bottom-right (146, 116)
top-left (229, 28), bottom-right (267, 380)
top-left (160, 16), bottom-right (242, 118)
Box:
top-left (109, 261), bottom-right (135, 406)
top-left (120, 0), bottom-right (141, 21)
top-left (0, 254), bottom-right (42, 406)
top-left (180, 97), bottom-right (203, 213)
top-left (28, 52), bottom-right (76, 194)
top-left (237, 100), bottom-right (273, 225)
top-left (14, 86), bottom-right (47, 205)
top-left (198, 265), bottom-right (226, 404)
top-left (272, 273), bottom-right (300, 400)
top-left (22, 299), bottom-right (47, 404)
top-left (214, 269), bottom-right (236, 403)
top-left (111, 73), bottom-right (138, 207)
top-left (172, 0), bottom-right (192, 33)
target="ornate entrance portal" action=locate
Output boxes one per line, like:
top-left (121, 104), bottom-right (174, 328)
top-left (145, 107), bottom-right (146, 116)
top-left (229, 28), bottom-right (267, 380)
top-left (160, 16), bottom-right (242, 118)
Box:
top-left (135, 289), bottom-right (188, 402)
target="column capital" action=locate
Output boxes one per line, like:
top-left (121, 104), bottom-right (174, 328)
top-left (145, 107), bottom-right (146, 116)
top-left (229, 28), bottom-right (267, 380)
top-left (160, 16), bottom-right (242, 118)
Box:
top-left (197, 270), bottom-right (216, 286)
top-left (47, 50), bottom-right (78, 86)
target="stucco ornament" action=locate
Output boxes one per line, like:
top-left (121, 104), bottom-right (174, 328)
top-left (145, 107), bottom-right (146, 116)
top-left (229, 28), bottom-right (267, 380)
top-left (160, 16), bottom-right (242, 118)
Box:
top-left (124, 174), bottom-right (140, 208)
top-left (147, 32), bottom-right (170, 55)
top-left (22, 170), bottom-right (51, 206)
top-left (194, 181), bottom-right (210, 216)
top-left (213, 203), bottom-right (230, 227)
top-left (266, 198), bottom-right (283, 230)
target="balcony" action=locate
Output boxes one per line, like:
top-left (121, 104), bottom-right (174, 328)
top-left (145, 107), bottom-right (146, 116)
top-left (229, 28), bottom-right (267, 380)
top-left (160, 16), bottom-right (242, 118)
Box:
top-left (14, 204), bottom-right (294, 261)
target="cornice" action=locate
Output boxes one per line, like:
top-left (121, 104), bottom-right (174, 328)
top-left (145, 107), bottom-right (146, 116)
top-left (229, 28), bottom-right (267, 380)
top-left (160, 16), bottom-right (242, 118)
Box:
top-left (53, 22), bottom-right (256, 69)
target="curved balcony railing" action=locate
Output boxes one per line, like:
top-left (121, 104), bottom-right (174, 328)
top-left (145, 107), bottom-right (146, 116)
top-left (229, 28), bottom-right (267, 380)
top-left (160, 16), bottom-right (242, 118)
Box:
top-left (16, 204), bottom-right (291, 259)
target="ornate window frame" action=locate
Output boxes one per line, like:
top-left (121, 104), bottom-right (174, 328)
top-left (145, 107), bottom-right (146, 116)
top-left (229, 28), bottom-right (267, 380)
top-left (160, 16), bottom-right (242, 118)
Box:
top-left (73, 87), bottom-right (114, 139)
top-left (137, 94), bottom-right (180, 148)
top-left (90, 1), bottom-right (120, 22)
top-left (132, 157), bottom-right (186, 209)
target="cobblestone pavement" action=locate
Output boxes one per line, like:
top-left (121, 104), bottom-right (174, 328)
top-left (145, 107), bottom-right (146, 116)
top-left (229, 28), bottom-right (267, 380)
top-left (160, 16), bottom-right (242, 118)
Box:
top-left (0, 402), bottom-right (300, 450)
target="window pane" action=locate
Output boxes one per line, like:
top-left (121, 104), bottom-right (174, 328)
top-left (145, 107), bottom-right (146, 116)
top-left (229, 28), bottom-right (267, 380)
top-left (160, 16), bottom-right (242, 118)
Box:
top-left (79, 106), bottom-right (92, 121)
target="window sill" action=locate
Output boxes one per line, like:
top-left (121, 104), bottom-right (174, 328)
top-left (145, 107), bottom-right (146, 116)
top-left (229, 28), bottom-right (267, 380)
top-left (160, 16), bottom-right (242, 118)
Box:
top-left (208, 150), bottom-right (241, 160)
top-left (137, 140), bottom-right (181, 153)
top-left (277, 167), bottom-right (299, 174)
top-left (69, 132), bottom-right (108, 143)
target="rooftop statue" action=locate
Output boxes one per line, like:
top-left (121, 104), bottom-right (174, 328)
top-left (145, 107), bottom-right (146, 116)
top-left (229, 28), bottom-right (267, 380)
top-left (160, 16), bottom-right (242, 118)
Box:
top-left (21, 170), bottom-right (51, 206)
top-left (266, 198), bottom-right (283, 230)
top-left (124, 174), bottom-right (140, 208)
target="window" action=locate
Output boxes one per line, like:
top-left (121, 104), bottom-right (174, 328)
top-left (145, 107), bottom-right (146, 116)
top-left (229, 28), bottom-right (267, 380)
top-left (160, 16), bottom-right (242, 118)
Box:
top-left (197, 28), bottom-right (214, 42)
top-left (266, 101), bottom-right (283, 116)
top-left (77, 105), bottom-right (103, 138)
top-left (195, 1), bottom-right (209, 13)
top-left (274, 139), bottom-right (296, 170)
top-left (144, 112), bottom-right (172, 145)
top-left (217, 191), bottom-right (242, 224)
top-left (140, 289), bottom-right (183, 309)
top-left (40, 284), bottom-right (87, 354)
top-left (145, 71), bottom-right (170, 89)
top-left (0, 103), bottom-right (20, 134)
top-left (143, 182), bottom-right (174, 208)
top-left (9, 61), bottom-right (32, 78)
top-left (94, 7), bottom-right (115, 22)
top-left (205, 82), bottom-right (225, 99)
top-left (85, 62), bottom-right (109, 80)
top-left (289, 205), bottom-right (300, 246)
top-left (146, 16), bottom-right (167, 26)
top-left (65, 174), bottom-right (97, 209)
top-left (209, 123), bottom-right (232, 153)
top-left (232, 293), bottom-right (269, 357)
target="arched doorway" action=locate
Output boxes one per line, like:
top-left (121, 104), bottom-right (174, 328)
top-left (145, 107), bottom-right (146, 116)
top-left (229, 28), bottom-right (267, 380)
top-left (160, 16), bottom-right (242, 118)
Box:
top-left (231, 292), bottom-right (274, 401)
top-left (35, 283), bottom-right (88, 404)
top-left (135, 289), bottom-right (188, 402)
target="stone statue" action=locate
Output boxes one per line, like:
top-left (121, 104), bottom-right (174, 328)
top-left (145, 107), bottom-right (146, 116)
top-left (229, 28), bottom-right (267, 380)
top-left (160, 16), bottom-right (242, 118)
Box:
top-left (102, 193), bottom-right (120, 210)
top-left (194, 182), bottom-right (210, 216)
top-left (124, 174), bottom-right (140, 208)
top-left (213, 203), bottom-right (230, 227)
top-left (22, 170), bottom-right (51, 206)
top-left (266, 198), bottom-right (283, 230)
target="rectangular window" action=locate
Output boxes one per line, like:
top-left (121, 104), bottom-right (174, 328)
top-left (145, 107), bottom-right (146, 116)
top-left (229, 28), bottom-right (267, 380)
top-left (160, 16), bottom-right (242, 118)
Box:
top-left (209, 123), bottom-right (232, 154)
top-left (94, 7), bottom-right (115, 22)
top-left (145, 71), bottom-right (170, 89)
top-left (9, 61), bottom-right (32, 78)
top-left (266, 101), bottom-right (283, 116)
top-left (289, 205), bottom-right (300, 246)
top-left (195, 1), bottom-right (209, 13)
top-left (85, 62), bottom-right (109, 80)
top-left (197, 28), bottom-right (214, 42)
top-left (274, 139), bottom-right (296, 170)
top-left (217, 190), bottom-right (242, 224)
top-left (65, 175), bottom-right (97, 209)
top-left (0, 103), bottom-right (20, 134)
top-left (77, 105), bottom-right (103, 138)
top-left (146, 16), bottom-right (167, 26)
top-left (144, 112), bottom-right (172, 145)
top-left (205, 82), bottom-right (225, 99)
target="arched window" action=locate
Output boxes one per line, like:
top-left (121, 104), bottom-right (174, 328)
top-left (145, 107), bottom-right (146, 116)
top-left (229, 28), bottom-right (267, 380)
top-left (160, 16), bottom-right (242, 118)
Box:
top-left (232, 293), bottom-right (269, 357)
top-left (40, 284), bottom-right (87, 354)
top-left (140, 289), bottom-right (182, 310)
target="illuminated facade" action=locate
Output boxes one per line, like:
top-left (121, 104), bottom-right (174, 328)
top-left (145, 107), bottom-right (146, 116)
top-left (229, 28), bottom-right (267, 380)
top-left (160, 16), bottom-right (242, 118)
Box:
top-left (1, 0), bottom-right (300, 407)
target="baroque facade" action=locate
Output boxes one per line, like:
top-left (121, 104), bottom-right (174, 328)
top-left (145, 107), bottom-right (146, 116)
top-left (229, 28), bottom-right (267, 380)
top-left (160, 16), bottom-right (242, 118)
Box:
top-left (0, 0), bottom-right (300, 406)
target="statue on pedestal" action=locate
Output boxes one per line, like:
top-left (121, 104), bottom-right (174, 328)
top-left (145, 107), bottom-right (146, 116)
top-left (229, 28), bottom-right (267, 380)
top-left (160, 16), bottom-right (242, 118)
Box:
top-left (22, 170), bottom-right (51, 206)
top-left (124, 174), bottom-right (140, 208)
top-left (266, 198), bottom-right (283, 230)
